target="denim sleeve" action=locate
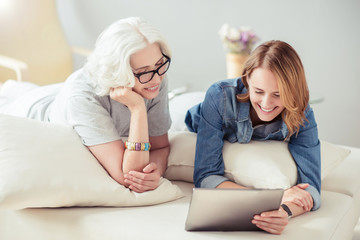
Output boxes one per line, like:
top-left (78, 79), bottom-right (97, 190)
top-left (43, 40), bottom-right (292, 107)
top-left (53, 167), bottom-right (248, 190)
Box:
top-left (288, 106), bottom-right (321, 211)
top-left (185, 84), bottom-right (227, 188)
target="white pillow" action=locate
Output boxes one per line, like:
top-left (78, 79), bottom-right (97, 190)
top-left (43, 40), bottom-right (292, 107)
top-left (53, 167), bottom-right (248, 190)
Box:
top-left (169, 91), bottom-right (205, 132)
top-left (320, 141), bottom-right (351, 177)
top-left (0, 114), bottom-right (183, 210)
top-left (165, 131), bottom-right (351, 189)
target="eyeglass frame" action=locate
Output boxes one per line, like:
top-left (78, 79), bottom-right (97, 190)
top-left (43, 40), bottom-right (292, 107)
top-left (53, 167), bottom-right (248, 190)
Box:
top-left (132, 54), bottom-right (171, 84)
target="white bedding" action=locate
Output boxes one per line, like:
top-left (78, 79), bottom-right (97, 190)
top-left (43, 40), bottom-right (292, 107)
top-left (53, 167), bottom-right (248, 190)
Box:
top-left (1, 88), bottom-right (360, 239)
top-left (0, 147), bottom-right (359, 240)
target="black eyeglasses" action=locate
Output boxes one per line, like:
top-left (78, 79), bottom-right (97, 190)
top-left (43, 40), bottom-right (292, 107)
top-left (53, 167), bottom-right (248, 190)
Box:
top-left (133, 54), bottom-right (171, 84)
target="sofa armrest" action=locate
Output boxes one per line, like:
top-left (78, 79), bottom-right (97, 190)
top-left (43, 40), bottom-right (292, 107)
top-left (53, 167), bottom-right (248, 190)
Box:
top-left (71, 46), bottom-right (92, 57)
top-left (0, 55), bottom-right (29, 82)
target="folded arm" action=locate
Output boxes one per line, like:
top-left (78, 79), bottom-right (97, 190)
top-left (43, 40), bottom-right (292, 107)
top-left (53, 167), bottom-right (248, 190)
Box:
top-left (88, 87), bottom-right (170, 192)
top-left (124, 134), bottom-right (170, 192)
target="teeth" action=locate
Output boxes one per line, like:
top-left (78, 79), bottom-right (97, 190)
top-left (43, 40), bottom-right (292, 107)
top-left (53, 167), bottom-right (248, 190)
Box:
top-left (147, 85), bottom-right (159, 90)
top-left (260, 106), bottom-right (275, 112)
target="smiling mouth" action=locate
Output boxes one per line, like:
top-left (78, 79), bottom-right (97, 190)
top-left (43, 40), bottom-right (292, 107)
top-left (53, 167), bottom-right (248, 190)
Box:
top-left (259, 105), bottom-right (277, 113)
top-left (145, 85), bottom-right (159, 91)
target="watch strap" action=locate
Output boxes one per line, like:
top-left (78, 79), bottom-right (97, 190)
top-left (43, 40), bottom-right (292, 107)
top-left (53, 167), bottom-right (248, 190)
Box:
top-left (281, 204), bottom-right (293, 218)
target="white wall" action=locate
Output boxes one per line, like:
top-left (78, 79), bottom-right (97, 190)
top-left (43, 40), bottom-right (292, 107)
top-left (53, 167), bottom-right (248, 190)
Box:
top-left (56, 0), bottom-right (360, 148)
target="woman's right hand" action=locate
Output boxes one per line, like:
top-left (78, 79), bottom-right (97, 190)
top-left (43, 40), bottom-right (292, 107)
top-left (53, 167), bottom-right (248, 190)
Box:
top-left (110, 87), bottom-right (144, 111)
top-left (282, 183), bottom-right (313, 212)
top-left (252, 207), bottom-right (289, 234)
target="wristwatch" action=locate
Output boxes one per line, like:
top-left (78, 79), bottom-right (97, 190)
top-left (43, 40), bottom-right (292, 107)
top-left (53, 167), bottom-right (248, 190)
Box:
top-left (281, 204), bottom-right (293, 218)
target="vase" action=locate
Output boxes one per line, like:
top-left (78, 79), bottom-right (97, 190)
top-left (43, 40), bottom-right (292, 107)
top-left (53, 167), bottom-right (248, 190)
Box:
top-left (226, 53), bottom-right (249, 79)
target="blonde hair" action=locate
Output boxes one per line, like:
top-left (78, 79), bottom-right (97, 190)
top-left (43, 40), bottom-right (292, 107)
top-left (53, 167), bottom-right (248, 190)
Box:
top-left (84, 17), bottom-right (172, 96)
top-left (237, 40), bottom-right (309, 139)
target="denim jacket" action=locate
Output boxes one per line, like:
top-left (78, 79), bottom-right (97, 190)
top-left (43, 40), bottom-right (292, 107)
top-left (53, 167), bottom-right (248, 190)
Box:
top-left (185, 78), bottom-right (321, 210)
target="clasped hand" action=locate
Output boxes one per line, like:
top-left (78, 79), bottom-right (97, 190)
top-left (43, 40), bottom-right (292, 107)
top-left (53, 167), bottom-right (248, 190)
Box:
top-left (123, 162), bottom-right (161, 193)
top-left (282, 183), bottom-right (313, 211)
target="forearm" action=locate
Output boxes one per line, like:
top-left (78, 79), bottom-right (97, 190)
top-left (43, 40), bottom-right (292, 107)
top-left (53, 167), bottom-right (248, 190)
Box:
top-left (149, 145), bottom-right (170, 176)
top-left (282, 201), bottom-right (308, 218)
top-left (216, 181), bottom-right (248, 189)
top-left (88, 140), bottom-right (126, 185)
top-left (122, 134), bottom-right (170, 192)
top-left (123, 105), bottom-right (150, 173)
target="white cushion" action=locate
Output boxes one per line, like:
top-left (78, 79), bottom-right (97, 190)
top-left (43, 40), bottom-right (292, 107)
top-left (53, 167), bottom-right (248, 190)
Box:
top-left (165, 131), bottom-right (351, 189)
top-left (169, 91), bottom-right (205, 132)
top-left (0, 114), bottom-right (183, 210)
top-left (320, 141), bottom-right (351, 177)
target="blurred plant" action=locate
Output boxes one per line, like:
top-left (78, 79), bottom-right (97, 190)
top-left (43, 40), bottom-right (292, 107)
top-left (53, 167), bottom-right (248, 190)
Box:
top-left (219, 24), bottom-right (259, 55)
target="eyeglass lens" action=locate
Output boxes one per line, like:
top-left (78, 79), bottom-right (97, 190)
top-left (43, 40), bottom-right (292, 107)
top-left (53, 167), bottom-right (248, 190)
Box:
top-left (138, 59), bottom-right (170, 83)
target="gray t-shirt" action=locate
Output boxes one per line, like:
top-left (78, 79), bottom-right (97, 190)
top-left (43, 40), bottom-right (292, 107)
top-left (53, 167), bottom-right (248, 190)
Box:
top-left (1, 69), bottom-right (172, 146)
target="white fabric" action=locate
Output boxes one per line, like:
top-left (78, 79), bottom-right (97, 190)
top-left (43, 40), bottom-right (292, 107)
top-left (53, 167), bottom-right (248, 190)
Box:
top-left (0, 114), bottom-right (183, 209)
top-left (322, 146), bottom-right (360, 220)
top-left (164, 131), bottom-right (351, 189)
top-left (0, 79), bottom-right (39, 99)
top-left (169, 91), bottom-right (205, 131)
top-left (0, 184), bottom-right (356, 240)
top-left (0, 111), bottom-right (359, 239)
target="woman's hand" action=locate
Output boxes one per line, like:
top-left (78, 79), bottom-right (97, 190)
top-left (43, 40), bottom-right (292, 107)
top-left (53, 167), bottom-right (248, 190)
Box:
top-left (110, 87), bottom-right (144, 111)
top-left (252, 207), bottom-right (289, 234)
top-left (123, 162), bottom-right (161, 193)
top-left (282, 183), bottom-right (313, 211)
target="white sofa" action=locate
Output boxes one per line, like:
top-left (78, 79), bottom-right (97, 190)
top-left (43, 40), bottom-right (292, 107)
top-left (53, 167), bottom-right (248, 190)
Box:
top-left (0, 92), bottom-right (360, 240)
top-left (0, 144), bottom-right (359, 240)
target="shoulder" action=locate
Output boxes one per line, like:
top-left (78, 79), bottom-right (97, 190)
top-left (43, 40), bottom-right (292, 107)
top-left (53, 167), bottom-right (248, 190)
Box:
top-left (64, 69), bottom-right (96, 94)
top-left (304, 105), bottom-right (317, 126)
top-left (289, 104), bottom-right (319, 144)
top-left (58, 69), bottom-right (105, 106)
top-left (55, 69), bottom-right (110, 112)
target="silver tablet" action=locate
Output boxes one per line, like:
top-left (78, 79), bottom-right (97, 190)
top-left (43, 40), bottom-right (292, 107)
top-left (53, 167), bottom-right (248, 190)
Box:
top-left (185, 188), bottom-right (284, 231)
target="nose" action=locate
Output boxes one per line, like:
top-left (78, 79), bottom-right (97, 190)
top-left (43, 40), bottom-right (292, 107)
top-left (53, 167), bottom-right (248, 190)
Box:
top-left (152, 71), bottom-right (162, 84)
top-left (261, 94), bottom-right (272, 107)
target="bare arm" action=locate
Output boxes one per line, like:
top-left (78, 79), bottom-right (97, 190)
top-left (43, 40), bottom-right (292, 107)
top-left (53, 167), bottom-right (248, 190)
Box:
top-left (216, 181), bottom-right (248, 189)
top-left (148, 134), bottom-right (170, 176)
top-left (124, 134), bottom-right (170, 193)
top-left (86, 105), bottom-right (149, 186)
top-left (110, 86), bottom-right (151, 174)
top-left (87, 140), bottom-right (126, 185)
top-left (122, 103), bottom-right (150, 174)
top-left (87, 86), bottom-right (151, 186)
top-left (87, 133), bottom-right (170, 190)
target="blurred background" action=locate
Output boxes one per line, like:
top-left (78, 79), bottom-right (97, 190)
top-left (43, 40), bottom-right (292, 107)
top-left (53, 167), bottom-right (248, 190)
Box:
top-left (1, 0), bottom-right (359, 148)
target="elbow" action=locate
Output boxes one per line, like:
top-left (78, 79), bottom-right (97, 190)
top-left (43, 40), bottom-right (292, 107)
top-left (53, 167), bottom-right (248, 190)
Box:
top-left (122, 151), bottom-right (150, 174)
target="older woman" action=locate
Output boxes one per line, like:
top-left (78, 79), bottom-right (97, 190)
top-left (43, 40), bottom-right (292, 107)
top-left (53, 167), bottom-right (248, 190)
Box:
top-left (0, 17), bottom-right (172, 193)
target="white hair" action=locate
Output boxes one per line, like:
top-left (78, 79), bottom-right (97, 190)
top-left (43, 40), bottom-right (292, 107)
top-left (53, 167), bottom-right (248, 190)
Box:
top-left (84, 17), bottom-right (172, 96)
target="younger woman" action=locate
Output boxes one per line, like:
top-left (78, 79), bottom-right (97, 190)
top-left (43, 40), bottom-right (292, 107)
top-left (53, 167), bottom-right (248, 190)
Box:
top-left (0, 17), bottom-right (172, 193)
top-left (185, 40), bottom-right (320, 234)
